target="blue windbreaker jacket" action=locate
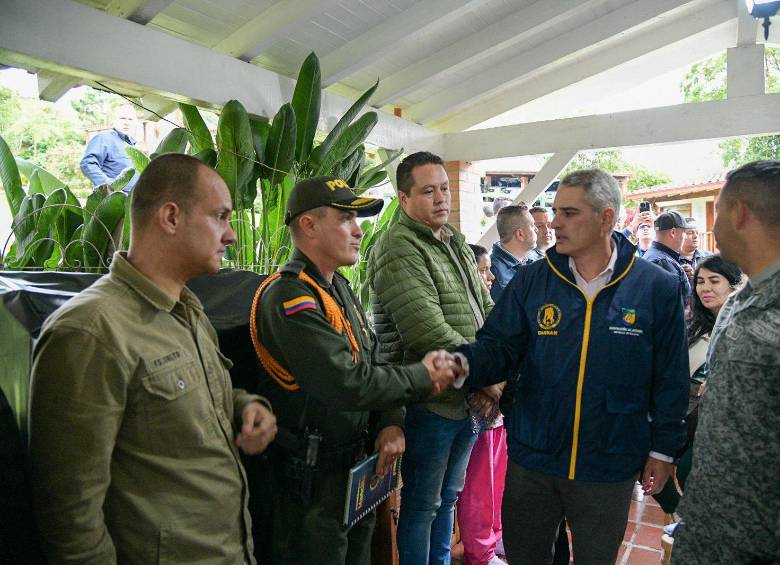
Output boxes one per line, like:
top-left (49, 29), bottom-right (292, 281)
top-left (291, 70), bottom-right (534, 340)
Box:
top-left (458, 233), bottom-right (689, 482)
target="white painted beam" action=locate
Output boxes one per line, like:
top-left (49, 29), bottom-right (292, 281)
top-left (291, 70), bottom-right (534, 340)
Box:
top-left (371, 0), bottom-right (602, 108)
top-left (477, 150), bottom-right (577, 248)
top-left (727, 44), bottom-right (766, 97)
top-left (102, 0), bottom-right (146, 18)
top-left (736, 0), bottom-right (759, 45)
top-left (320, 0), bottom-right (491, 86)
top-left (37, 70), bottom-right (78, 102)
top-left (128, 0), bottom-right (174, 25)
top-left (0, 0), bottom-right (443, 154)
top-left (433, 1), bottom-right (736, 132)
top-left (444, 93), bottom-right (780, 161)
top-left (406, 0), bottom-right (700, 125)
top-left (213, 0), bottom-right (342, 61)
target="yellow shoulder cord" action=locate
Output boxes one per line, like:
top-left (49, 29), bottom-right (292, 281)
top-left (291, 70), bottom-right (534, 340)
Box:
top-left (249, 271), bottom-right (361, 391)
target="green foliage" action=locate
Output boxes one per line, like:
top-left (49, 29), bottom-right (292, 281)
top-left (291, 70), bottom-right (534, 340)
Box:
top-left (562, 149), bottom-right (670, 194)
top-left (291, 52), bottom-right (321, 164)
top-left (626, 166), bottom-right (671, 192)
top-left (681, 52), bottom-right (727, 103)
top-left (681, 48), bottom-right (780, 168)
top-left (69, 89), bottom-right (117, 130)
top-left (215, 100), bottom-right (256, 210)
top-left (308, 80), bottom-right (378, 172)
top-left (561, 149), bottom-right (629, 178)
top-left (153, 127), bottom-right (189, 156)
top-left (341, 198), bottom-right (400, 306)
top-left (0, 133), bottom-right (124, 272)
top-left (720, 135), bottom-right (780, 167)
top-left (0, 53), bottom-right (399, 298)
top-left (0, 133), bottom-right (24, 217)
top-left (314, 112), bottom-right (378, 176)
top-left (179, 103), bottom-right (214, 154)
top-left (0, 86), bottom-right (91, 195)
top-left (263, 103), bottom-right (297, 191)
top-left (125, 146), bottom-right (150, 174)
top-left (0, 86), bottom-right (20, 127)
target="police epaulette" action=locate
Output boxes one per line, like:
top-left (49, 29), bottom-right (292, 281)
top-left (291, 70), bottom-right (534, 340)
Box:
top-left (280, 260), bottom-right (306, 276)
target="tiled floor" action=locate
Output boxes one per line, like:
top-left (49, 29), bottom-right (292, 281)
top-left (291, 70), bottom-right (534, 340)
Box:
top-left (619, 488), bottom-right (667, 565)
top-left (452, 486), bottom-right (668, 564)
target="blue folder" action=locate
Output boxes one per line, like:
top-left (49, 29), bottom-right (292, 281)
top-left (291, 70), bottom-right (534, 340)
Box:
top-left (343, 453), bottom-right (402, 528)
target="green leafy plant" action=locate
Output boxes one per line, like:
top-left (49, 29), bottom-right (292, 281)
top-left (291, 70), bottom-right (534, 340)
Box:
top-left (1, 52), bottom-right (403, 299)
top-left (0, 133), bottom-right (129, 272)
top-left (172, 51), bottom-right (401, 280)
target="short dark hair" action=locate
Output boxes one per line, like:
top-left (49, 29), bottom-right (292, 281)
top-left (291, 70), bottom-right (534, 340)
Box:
top-left (722, 160), bottom-right (780, 227)
top-left (131, 153), bottom-right (210, 228)
top-left (396, 151), bottom-right (445, 195)
top-left (468, 243), bottom-right (488, 261)
top-left (496, 204), bottom-right (532, 243)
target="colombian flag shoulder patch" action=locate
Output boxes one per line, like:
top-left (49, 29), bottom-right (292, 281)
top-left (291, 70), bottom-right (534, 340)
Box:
top-left (283, 295), bottom-right (317, 316)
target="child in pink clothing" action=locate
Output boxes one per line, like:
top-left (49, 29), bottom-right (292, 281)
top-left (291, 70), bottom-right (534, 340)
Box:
top-left (457, 246), bottom-right (509, 565)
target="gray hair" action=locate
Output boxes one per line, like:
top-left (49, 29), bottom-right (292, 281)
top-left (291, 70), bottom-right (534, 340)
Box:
top-left (560, 169), bottom-right (622, 228)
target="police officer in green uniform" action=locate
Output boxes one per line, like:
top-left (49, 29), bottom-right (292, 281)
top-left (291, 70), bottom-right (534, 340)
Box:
top-left (251, 176), bottom-right (457, 565)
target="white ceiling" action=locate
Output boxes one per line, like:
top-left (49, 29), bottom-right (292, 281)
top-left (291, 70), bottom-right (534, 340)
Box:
top-left (10, 0), bottom-right (779, 132)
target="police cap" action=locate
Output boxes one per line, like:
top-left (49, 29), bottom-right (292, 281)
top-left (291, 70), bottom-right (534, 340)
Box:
top-left (284, 176), bottom-right (384, 225)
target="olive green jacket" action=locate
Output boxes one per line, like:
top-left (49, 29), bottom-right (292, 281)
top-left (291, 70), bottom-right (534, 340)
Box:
top-left (255, 250), bottom-right (433, 451)
top-left (29, 253), bottom-right (264, 565)
top-left (368, 209), bottom-right (493, 419)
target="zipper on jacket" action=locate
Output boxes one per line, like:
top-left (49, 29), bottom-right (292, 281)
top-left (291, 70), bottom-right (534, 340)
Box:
top-left (545, 253), bottom-right (635, 480)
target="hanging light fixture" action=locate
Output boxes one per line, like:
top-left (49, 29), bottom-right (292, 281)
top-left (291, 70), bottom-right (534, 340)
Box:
top-left (745, 0), bottom-right (780, 39)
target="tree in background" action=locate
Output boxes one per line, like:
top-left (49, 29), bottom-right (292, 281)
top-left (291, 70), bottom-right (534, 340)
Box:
top-left (681, 47), bottom-right (780, 167)
top-left (0, 84), bottom-right (121, 196)
top-left (69, 88), bottom-right (118, 130)
top-left (561, 148), bottom-right (671, 193)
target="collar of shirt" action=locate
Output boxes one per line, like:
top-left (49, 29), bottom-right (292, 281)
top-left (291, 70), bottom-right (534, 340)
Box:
top-left (492, 241), bottom-right (524, 268)
top-left (111, 128), bottom-right (136, 145)
top-left (750, 259), bottom-right (780, 288)
top-left (568, 242), bottom-right (618, 300)
top-left (290, 248), bottom-right (333, 289)
top-left (649, 240), bottom-right (681, 261)
top-left (110, 252), bottom-right (203, 313)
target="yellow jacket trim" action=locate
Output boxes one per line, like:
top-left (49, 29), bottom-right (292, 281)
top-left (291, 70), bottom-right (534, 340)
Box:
top-left (545, 253), bottom-right (636, 480)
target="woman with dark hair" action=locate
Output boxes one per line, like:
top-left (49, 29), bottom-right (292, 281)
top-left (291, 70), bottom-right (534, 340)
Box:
top-left (654, 254), bottom-right (743, 515)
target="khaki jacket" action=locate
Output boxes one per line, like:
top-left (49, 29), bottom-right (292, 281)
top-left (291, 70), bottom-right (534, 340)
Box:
top-left (29, 253), bottom-right (264, 564)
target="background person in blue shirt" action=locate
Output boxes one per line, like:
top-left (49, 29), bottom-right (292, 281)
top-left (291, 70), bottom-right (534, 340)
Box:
top-left (80, 103), bottom-right (139, 191)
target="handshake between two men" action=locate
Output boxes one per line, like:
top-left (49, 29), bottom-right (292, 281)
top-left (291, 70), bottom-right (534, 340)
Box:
top-left (421, 350), bottom-right (466, 395)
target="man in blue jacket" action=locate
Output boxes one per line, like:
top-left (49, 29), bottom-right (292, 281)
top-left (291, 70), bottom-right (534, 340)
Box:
top-left (489, 204), bottom-right (537, 301)
top-left (453, 169), bottom-right (689, 564)
top-left (642, 211), bottom-right (693, 301)
top-left (80, 103), bottom-right (139, 191)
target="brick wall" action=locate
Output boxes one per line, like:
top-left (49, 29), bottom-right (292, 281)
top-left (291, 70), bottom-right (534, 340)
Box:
top-left (444, 160), bottom-right (482, 241)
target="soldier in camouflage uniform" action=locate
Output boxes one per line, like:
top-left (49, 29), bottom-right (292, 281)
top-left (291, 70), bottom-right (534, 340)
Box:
top-left (673, 161), bottom-right (780, 564)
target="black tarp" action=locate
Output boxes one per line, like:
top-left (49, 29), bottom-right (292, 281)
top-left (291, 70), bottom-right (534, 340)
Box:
top-left (0, 268), bottom-right (270, 564)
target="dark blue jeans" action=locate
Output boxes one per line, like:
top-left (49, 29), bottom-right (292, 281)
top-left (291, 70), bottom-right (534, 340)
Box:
top-left (397, 405), bottom-right (478, 565)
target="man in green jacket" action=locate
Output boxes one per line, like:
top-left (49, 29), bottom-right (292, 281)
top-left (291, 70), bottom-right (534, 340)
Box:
top-left (29, 154), bottom-right (277, 564)
top-left (368, 151), bottom-right (494, 564)
top-left (252, 176), bottom-right (458, 565)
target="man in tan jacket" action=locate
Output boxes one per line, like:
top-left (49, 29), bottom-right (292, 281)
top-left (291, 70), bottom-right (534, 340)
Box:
top-left (29, 154), bottom-right (277, 564)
